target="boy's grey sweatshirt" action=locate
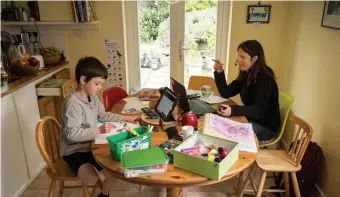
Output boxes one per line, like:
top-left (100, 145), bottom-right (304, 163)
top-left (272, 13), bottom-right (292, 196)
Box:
top-left (60, 92), bottom-right (124, 156)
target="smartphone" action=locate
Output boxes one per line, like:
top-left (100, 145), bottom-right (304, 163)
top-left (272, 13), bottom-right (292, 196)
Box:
top-left (188, 93), bottom-right (201, 100)
top-left (141, 107), bottom-right (159, 119)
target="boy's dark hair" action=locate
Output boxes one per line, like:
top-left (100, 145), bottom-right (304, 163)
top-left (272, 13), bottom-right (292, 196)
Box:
top-left (75, 56), bottom-right (108, 83)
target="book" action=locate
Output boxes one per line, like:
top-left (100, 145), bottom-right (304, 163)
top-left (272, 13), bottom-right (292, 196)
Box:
top-left (137, 88), bottom-right (160, 101)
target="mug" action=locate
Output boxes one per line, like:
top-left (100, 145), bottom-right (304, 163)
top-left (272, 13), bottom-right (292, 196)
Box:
top-left (201, 85), bottom-right (212, 97)
top-left (182, 125), bottom-right (194, 140)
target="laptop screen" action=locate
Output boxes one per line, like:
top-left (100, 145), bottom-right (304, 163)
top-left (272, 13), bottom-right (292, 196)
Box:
top-left (170, 77), bottom-right (190, 113)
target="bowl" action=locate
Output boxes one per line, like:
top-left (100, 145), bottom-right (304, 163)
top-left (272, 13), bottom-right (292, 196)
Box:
top-left (43, 54), bottom-right (61, 65)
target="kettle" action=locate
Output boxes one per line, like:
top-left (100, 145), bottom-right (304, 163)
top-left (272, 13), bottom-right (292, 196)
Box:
top-left (182, 111), bottom-right (198, 127)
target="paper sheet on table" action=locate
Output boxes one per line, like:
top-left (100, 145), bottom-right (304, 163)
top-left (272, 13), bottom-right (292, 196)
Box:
top-left (203, 113), bottom-right (258, 152)
top-left (199, 95), bottom-right (228, 104)
top-left (95, 121), bottom-right (140, 144)
top-left (121, 97), bottom-right (149, 114)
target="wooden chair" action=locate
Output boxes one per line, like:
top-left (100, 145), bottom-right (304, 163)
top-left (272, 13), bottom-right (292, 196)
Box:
top-left (259, 92), bottom-right (294, 147)
top-left (35, 116), bottom-right (100, 197)
top-left (187, 76), bottom-right (219, 95)
top-left (238, 115), bottom-right (314, 197)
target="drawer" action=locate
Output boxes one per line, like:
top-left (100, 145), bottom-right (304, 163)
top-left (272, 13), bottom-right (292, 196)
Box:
top-left (54, 69), bottom-right (70, 79)
top-left (36, 78), bottom-right (76, 98)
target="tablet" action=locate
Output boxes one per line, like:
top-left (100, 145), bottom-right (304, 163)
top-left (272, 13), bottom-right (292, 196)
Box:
top-left (155, 87), bottom-right (178, 122)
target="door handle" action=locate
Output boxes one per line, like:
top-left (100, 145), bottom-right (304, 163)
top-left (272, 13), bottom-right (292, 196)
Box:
top-left (179, 41), bottom-right (189, 61)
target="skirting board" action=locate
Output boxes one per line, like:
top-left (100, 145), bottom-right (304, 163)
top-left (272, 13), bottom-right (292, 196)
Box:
top-left (14, 163), bottom-right (46, 197)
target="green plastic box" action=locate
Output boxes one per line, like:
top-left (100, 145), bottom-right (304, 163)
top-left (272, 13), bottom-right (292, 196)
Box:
top-left (173, 133), bottom-right (239, 181)
top-left (107, 126), bottom-right (152, 161)
top-left (121, 147), bottom-right (169, 178)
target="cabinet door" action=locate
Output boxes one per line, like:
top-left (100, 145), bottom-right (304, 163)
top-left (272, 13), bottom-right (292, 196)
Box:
top-left (13, 85), bottom-right (44, 178)
top-left (1, 96), bottom-right (29, 197)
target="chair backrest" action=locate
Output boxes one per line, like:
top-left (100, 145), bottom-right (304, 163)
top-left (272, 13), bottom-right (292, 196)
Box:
top-left (35, 116), bottom-right (62, 175)
top-left (287, 115), bottom-right (313, 166)
top-left (259, 92), bottom-right (294, 147)
top-left (187, 76), bottom-right (219, 95)
top-left (103, 87), bottom-right (128, 112)
top-left (278, 92), bottom-right (294, 138)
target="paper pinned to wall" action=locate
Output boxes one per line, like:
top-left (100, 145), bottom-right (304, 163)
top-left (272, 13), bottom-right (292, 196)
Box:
top-left (104, 39), bottom-right (123, 88)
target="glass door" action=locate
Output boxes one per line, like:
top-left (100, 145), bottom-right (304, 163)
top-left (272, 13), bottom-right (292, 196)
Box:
top-left (127, 0), bottom-right (230, 90)
top-left (182, 0), bottom-right (218, 87)
top-left (138, 0), bottom-right (170, 88)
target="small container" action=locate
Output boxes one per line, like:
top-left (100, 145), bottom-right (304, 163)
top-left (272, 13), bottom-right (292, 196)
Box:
top-left (107, 126), bottom-right (152, 161)
top-left (121, 147), bottom-right (169, 178)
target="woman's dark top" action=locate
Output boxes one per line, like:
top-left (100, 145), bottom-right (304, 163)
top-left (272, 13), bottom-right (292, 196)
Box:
top-left (214, 71), bottom-right (280, 133)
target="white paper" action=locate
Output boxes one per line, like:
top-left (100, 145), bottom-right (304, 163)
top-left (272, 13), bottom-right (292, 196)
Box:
top-left (203, 113), bottom-right (258, 153)
top-left (104, 39), bottom-right (123, 88)
top-left (95, 121), bottom-right (140, 144)
top-left (200, 95), bottom-right (228, 104)
top-left (121, 97), bottom-right (149, 114)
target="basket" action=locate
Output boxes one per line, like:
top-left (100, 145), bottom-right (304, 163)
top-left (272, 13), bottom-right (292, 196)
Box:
top-left (43, 55), bottom-right (61, 65)
top-left (10, 62), bottom-right (40, 76)
top-left (107, 126), bottom-right (152, 161)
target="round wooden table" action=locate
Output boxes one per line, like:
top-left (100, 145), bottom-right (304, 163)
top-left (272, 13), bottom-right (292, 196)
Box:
top-left (92, 97), bottom-right (258, 197)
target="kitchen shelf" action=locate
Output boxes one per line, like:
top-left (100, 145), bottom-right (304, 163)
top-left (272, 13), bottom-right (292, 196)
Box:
top-left (1, 21), bottom-right (100, 30)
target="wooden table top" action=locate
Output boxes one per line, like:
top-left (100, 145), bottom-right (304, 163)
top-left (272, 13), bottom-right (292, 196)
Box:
top-left (92, 97), bottom-right (258, 188)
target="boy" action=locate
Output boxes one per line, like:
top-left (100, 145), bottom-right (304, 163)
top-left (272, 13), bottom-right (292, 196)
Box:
top-left (60, 56), bottom-right (139, 197)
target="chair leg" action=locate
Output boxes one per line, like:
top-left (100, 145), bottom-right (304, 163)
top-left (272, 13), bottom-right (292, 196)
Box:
top-left (139, 184), bottom-right (143, 192)
top-left (256, 171), bottom-right (267, 197)
top-left (58, 181), bottom-right (64, 197)
top-left (82, 183), bottom-right (91, 197)
top-left (291, 172), bottom-right (301, 197)
top-left (238, 163), bottom-right (257, 197)
top-left (236, 171), bottom-right (244, 193)
top-left (48, 179), bottom-right (56, 197)
top-left (250, 177), bottom-right (258, 193)
top-left (283, 172), bottom-right (290, 197)
top-left (90, 181), bottom-right (101, 197)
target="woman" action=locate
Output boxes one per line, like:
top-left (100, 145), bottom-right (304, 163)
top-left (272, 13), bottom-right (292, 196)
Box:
top-left (214, 40), bottom-right (280, 142)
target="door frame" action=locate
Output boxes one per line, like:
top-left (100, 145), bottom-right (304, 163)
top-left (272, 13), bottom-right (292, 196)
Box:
top-left (122, 0), bottom-right (232, 90)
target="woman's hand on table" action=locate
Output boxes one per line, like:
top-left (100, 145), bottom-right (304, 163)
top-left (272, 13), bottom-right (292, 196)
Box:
top-left (123, 116), bottom-right (141, 124)
top-left (217, 104), bottom-right (232, 117)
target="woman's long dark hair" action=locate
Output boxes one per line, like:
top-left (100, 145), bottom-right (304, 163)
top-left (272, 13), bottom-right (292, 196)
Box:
top-left (236, 40), bottom-right (276, 83)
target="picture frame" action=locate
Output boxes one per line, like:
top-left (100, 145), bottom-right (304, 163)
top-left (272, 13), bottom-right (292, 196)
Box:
top-left (246, 5), bottom-right (271, 24)
top-left (321, 1), bottom-right (340, 30)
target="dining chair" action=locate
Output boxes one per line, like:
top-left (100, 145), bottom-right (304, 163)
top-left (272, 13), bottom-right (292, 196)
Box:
top-left (259, 92), bottom-right (294, 148)
top-left (103, 86), bottom-right (128, 112)
top-left (238, 115), bottom-right (314, 197)
top-left (187, 76), bottom-right (219, 95)
top-left (35, 116), bottom-right (100, 197)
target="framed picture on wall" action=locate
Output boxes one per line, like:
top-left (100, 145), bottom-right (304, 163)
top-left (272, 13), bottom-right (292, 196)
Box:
top-left (246, 5), bottom-right (271, 24)
top-left (321, 1), bottom-right (340, 30)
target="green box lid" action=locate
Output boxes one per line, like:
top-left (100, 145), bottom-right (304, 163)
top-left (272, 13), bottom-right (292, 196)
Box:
top-left (121, 147), bottom-right (169, 168)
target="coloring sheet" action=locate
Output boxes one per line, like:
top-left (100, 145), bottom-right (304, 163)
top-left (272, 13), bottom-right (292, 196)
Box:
top-left (203, 113), bottom-right (258, 152)
top-left (104, 39), bottom-right (123, 88)
top-left (95, 121), bottom-right (140, 144)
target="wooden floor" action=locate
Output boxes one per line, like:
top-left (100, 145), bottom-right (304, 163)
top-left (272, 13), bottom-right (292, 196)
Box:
top-left (19, 166), bottom-right (284, 197)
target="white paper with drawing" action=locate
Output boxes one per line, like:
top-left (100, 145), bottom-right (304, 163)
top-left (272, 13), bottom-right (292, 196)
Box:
top-left (95, 121), bottom-right (140, 144)
top-left (203, 113), bottom-right (258, 152)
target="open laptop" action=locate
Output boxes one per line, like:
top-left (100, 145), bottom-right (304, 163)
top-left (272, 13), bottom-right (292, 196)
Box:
top-left (170, 77), bottom-right (216, 116)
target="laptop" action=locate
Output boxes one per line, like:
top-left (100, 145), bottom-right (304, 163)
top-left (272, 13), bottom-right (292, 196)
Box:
top-left (170, 77), bottom-right (216, 116)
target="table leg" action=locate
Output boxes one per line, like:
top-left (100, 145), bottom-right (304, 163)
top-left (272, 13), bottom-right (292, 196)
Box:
top-left (166, 188), bottom-right (182, 197)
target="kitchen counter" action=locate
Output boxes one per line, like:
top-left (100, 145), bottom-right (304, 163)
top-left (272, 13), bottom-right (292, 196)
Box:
top-left (1, 62), bottom-right (69, 97)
